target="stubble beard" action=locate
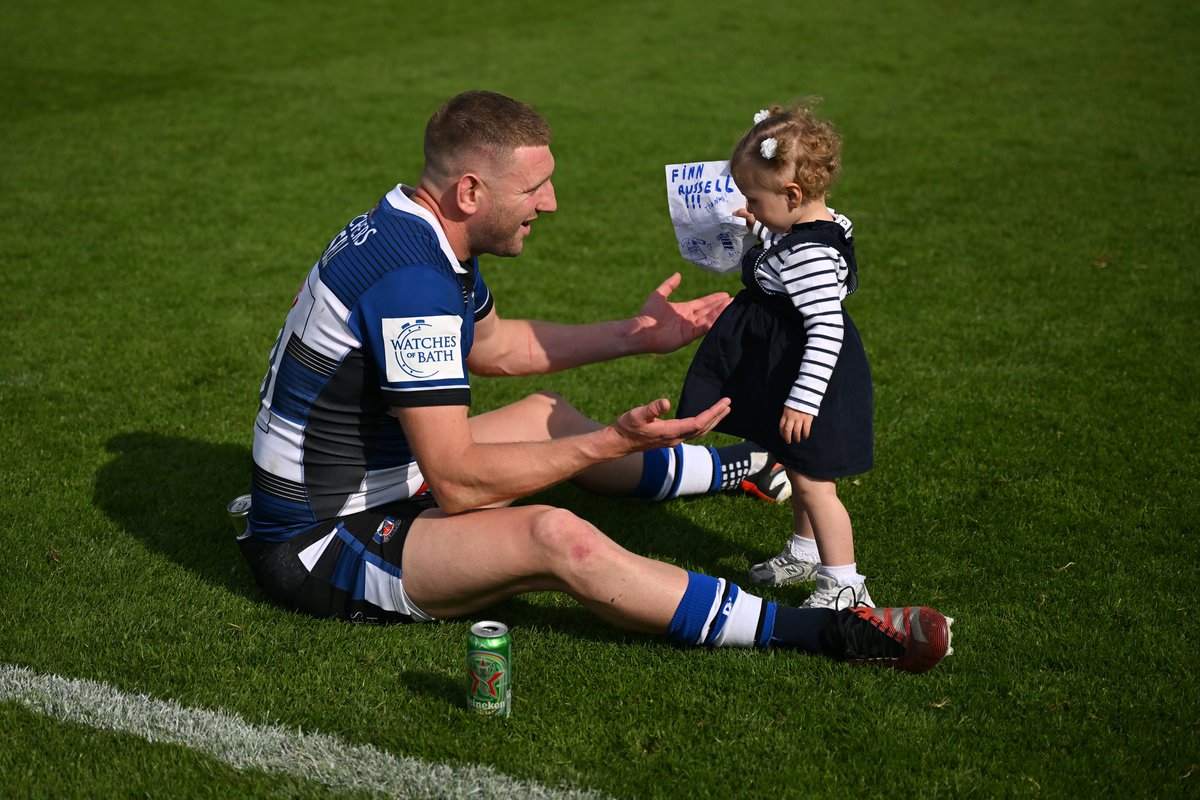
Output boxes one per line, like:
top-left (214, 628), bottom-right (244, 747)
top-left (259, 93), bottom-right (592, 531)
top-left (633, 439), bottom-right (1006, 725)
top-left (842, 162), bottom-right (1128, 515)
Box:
top-left (472, 204), bottom-right (526, 258)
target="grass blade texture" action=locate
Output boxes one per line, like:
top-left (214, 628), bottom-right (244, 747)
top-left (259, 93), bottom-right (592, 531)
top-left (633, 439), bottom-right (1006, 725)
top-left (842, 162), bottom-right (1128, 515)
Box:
top-left (1, 1), bottom-right (1196, 797)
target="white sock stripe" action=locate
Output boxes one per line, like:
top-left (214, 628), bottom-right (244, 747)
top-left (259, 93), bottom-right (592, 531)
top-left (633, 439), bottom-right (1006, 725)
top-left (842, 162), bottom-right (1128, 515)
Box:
top-left (688, 579), bottom-right (768, 650)
top-left (651, 447), bottom-right (677, 501)
top-left (711, 590), bottom-right (763, 648)
top-left (673, 444), bottom-right (717, 497)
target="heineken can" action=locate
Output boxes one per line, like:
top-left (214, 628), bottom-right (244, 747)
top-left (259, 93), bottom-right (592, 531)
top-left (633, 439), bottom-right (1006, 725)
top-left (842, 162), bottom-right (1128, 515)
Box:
top-left (226, 494), bottom-right (252, 539)
top-left (467, 620), bottom-right (512, 717)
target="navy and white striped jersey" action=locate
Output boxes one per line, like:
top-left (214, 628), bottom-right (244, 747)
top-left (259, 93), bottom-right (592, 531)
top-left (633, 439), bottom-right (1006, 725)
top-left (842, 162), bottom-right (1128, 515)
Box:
top-left (749, 211), bottom-right (856, 416)
top-left (249, 185), bottom-right (494, 541)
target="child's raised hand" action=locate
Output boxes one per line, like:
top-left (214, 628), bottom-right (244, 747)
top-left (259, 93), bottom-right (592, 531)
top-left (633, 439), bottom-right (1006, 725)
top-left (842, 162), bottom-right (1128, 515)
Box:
top-left (779, 408), bottom-right (814, 444)
top-left (733, 208), bottom-right (756, 229)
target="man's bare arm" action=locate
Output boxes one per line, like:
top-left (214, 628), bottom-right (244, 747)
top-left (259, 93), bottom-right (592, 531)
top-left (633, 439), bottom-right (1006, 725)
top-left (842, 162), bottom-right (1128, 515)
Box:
top-left (467, 273), bottom-right (730, 377)
top-left (393, 396), bottom-right (730, 514)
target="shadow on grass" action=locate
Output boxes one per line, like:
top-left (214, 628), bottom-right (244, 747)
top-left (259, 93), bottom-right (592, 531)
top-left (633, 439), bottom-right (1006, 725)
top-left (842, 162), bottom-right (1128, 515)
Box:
top-left (398, 670), bottom-right (463, 711)
top-left (94, 432), bottom-right (257, 598)
top-left (93, 431), bottom-right (746, 634)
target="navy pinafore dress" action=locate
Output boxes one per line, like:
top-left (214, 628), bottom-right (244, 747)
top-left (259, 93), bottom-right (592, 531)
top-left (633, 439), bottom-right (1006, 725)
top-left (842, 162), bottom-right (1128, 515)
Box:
top-left (677, 221), bottom-right (873, 479)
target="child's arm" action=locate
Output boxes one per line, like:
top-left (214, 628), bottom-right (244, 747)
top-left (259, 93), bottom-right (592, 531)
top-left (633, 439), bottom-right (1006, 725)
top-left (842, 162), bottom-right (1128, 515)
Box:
top-left (776, 242), bottom-right (847, 419)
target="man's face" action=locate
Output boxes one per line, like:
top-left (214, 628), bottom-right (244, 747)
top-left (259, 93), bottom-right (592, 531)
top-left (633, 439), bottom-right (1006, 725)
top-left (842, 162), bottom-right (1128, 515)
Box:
top-left (470, 146), bottom-right (557, 258)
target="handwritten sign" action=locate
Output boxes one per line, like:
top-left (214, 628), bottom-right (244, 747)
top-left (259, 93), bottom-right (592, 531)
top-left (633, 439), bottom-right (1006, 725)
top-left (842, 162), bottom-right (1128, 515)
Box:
top-left (665, 160), bottom-right (751, 274)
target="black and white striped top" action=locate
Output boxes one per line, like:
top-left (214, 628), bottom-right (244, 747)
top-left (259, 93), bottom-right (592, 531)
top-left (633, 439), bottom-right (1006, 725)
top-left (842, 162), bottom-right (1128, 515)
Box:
top-left (749, 212), bottom-right (856, 417)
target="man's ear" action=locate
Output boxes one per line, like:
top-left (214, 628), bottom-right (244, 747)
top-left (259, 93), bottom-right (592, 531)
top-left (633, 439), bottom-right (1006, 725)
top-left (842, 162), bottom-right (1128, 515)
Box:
top-left (455, 174), bottom-right (484, 216)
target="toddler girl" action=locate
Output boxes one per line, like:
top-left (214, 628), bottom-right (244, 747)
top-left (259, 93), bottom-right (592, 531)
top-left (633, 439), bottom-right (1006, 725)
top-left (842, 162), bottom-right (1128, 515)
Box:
top-left (678, 103), bottom-right (875, 609)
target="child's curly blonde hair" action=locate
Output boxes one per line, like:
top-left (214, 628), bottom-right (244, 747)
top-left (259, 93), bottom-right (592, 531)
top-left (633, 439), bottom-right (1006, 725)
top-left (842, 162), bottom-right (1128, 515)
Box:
top-left (731, 101), bottom-right (842, 201)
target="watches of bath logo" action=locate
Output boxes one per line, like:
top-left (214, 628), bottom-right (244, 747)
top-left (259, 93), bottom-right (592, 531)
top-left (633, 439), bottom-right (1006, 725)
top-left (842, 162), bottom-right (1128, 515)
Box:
top-left (382, 315), bottom-right (463, 382)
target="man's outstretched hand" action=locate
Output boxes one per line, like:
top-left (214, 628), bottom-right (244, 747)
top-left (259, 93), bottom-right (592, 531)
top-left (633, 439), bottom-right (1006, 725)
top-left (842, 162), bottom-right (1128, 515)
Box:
top-left (609, 396), bottom-right (731, 454)
top-left (632, 273), bottom-right (731, 354)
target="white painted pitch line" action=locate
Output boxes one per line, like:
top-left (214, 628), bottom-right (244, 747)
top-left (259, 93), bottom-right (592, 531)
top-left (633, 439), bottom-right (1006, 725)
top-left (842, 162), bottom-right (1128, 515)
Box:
top-left (1, 664), bottom-right (609, 800)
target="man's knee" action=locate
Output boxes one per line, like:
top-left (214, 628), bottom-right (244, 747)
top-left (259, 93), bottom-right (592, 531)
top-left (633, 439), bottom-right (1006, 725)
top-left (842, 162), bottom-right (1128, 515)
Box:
top-left (527, 389), bottom-right (567, 407)
top-left (526, 390), bottom-right (578, 422)
top-left (523, 391), bottom-right (601, 438)
top-left (528, 506), bottom-right (609, 570)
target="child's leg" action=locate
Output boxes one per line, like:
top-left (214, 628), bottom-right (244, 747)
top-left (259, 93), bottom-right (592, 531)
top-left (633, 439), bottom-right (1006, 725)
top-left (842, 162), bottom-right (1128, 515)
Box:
top-left (789, 471), bottom-right (854, 565)
top-left (747, 489), bottom-right (822, 586)
top-left (789, 470), bottom-right (873, 609)
top-left (789, 499), bottom-right (822, 561)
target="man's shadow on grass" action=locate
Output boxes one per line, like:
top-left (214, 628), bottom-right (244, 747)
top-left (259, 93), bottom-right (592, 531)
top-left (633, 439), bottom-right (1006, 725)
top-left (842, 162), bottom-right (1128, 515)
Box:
top-left (94, 432), bottom-right (258, 598)
top-left (93, 431), bottom-right (757, 633)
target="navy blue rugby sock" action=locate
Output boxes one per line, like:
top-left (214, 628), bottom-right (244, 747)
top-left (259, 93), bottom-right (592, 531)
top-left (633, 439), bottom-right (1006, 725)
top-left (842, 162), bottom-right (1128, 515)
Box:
top-left (665, 571), bottom-right (834, 655)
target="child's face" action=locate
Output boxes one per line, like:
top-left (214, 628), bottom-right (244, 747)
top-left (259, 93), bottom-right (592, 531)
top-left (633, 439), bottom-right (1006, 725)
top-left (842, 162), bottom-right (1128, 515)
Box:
top-left (735, 168), bottom-right (802, 234)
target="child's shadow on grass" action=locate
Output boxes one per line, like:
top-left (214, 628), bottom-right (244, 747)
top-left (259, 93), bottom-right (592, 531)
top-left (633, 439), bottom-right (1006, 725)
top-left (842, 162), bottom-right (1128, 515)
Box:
top-left (93, 431), bottom-right (755, 613)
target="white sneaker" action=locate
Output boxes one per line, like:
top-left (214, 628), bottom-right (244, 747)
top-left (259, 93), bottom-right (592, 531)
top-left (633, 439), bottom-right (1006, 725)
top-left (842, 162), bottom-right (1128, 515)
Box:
top-left (800, 573), bottom-right (874, 610)
top-left (748, 549), bottom-right (820, 586)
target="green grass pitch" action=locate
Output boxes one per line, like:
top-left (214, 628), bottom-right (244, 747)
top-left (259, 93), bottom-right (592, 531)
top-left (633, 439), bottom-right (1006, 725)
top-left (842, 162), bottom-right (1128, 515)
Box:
top-left (1, 0), bottom-right (1197, 797)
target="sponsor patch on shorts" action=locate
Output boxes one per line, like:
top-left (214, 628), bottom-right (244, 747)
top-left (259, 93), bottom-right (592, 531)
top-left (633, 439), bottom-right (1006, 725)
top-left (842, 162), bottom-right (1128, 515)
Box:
top-left (373, 516), bottom-right (399, 544)
top-left (381, 315), bottom-right (464, 383)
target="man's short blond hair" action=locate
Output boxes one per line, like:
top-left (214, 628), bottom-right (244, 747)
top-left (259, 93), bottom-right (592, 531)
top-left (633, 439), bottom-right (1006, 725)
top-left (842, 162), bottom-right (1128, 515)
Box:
top-left (422, 90), bottom-right (552, 184)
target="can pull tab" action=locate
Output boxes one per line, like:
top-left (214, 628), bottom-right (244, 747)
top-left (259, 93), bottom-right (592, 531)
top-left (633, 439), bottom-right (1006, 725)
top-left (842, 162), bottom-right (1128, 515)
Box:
top-left (226, 494), bottom-right (252, 539)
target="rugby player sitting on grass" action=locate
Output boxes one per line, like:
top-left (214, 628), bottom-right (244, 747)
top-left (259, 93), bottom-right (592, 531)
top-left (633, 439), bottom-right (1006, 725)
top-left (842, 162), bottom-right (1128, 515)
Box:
top-left (237, 90), bottom-right (953, 672)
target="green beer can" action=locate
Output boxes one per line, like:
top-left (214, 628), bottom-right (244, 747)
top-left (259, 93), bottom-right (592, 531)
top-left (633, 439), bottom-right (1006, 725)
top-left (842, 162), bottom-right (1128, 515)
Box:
top-left (467, 620), bottom-right (512, 717)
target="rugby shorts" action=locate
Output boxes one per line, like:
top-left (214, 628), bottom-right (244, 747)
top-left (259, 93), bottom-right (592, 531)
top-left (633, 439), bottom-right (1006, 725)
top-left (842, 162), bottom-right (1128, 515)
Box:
top-left (239, 498), bottom-right (436, 625)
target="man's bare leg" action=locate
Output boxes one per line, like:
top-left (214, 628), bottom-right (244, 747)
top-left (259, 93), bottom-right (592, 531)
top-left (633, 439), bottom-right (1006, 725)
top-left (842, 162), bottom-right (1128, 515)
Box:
top-left (467, 392), bottom-right (642, 495)
top-left (466, 392), bottom-right (780, 500)
top-left (400, 504), bottom-right (685, 631)
top-left (399, 503), bottom-right (954, 672)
